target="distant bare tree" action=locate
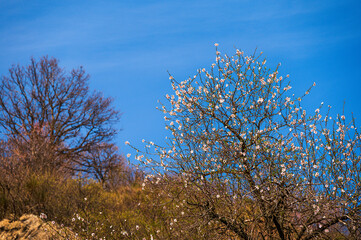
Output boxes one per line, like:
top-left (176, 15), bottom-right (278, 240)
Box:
top-left (0, 56), bottom-right (120, 175)
top-left (133, 47), bottom-right (361, 239)
top-left (80, 143), bottom-right (142, 188)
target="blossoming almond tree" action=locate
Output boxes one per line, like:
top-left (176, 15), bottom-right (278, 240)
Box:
top-left (130, 46), bottom-right (360, 239)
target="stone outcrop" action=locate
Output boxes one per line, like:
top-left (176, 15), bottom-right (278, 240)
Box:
top-left (0, 214), bottom-right (76, 240)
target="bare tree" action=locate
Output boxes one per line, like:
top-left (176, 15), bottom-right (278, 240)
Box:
top-left (80, 143), bottom-right (142, 188)
top-left (0, 56), bottom-right (120, 175)
top-left (132, 47), bottom-right (361, 239)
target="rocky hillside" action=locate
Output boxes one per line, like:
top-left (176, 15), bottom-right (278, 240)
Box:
top-left (0, 214), bottom-right (76, 240)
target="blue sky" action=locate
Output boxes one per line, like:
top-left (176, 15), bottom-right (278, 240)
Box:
top-left (1, 0), bottom-right (360, 156)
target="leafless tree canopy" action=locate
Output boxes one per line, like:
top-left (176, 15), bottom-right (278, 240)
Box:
top-left (0, 56), bottom-right (120, 174)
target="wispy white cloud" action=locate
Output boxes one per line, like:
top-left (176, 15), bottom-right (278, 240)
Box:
top-left (1, 0), bottom-right (357, 60)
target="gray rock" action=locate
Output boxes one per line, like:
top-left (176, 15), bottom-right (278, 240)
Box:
top-left (0, 214), bottom-right (76, 240)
